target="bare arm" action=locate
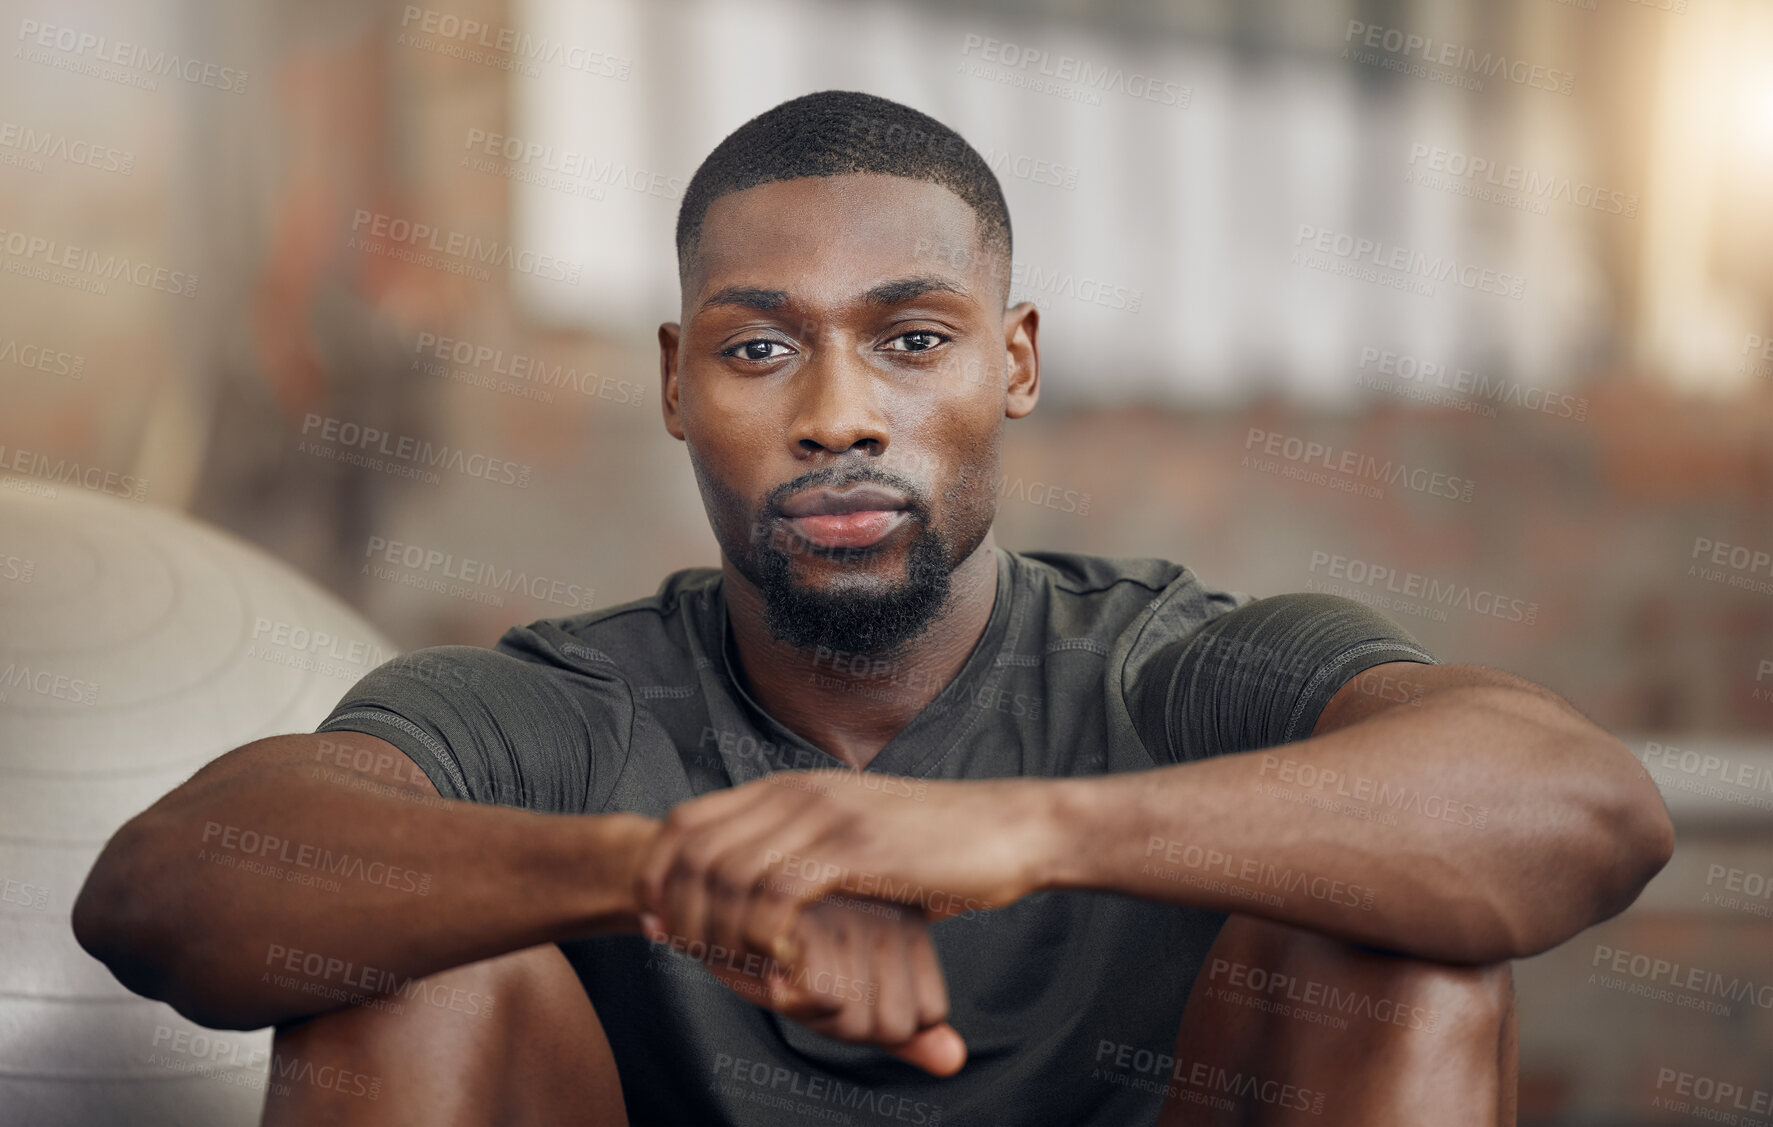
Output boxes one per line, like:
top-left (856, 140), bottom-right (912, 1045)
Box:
top-left (637, 664), bottom-right (1676, 967)
top-left (1045, 662), bottom-right (1677, 961)
top-left (72, 731), bottom-right (653, 1030)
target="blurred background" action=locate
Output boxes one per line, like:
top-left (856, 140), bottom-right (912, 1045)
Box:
top-left (1, 0), bottom-right (1769, 1123)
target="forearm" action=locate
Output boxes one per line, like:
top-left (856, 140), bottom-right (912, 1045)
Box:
top-left (1044, 680), bottom-right (1673, 962)
top-left (73, 733), bottom-right (659, 1029)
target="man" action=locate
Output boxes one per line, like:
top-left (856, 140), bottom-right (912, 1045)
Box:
top-left (74, 91), bottom-right (1673, 1126)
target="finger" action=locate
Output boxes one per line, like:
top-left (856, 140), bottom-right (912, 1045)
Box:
top-left (741, 832), bottom-right (847, 964)
top-left (869, 903), bottom-right (920, 1045)
top-left (656, 802), bottom-right (798, 951)
top-left (903, 916), bottom-right (951, 1032)
top-left (736, 818), bottom-right (850, 962)
top-left (702, 819), bottom-right (810, 963)
top-left (636, 781), bottom-right (795, 910)
top-left (809, 902), bottom-right (874, 1043)
top-left (768, 905), bottom-right (846, 1019)
top-left (882, 1022), bottom-right (968, 1078)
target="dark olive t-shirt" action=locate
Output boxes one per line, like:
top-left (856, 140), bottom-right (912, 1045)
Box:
top-left (316, 548), bottom-right (1435, 1127)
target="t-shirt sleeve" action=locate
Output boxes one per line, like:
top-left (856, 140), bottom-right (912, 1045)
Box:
top-left (312, 644), bottom-right (637, 814)
top-left (1128, 592), bottom-right (1439, 764)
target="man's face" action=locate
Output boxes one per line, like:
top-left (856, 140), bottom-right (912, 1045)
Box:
top-left (661, 172), bottom-right (1038, 656)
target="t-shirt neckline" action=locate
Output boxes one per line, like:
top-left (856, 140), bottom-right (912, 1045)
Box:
top-left (713, 546), bottom-right (1021, 779)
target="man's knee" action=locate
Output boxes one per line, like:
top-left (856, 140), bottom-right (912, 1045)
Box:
top-left (264, 945), bottom-right (618, 1126)
top-left (1205, 915), bottom-right (1514, 1039)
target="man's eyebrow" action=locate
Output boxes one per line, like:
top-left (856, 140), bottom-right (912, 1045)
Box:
top-left (864, 276), bottom-right (970, 305)
top-left (699, 286), bottom-right (789, 312)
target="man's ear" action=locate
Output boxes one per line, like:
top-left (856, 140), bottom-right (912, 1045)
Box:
top-left (1003, 301), bottom-right (1040, 420)
top-left (659, 321), bottom-right (685, 441)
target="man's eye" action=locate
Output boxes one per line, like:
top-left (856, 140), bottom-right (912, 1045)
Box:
top-left (881, 331), bottom-right (950, 353)
top-left (724, 339), bottom-right (793, 362)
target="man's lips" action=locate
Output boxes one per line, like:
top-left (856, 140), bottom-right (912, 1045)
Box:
top-left (778, 485), bottom-right (909, 517)
top-left (782, 510), bottom-right (910, 549)
top-left (776, 485), bottom-right (912, 550)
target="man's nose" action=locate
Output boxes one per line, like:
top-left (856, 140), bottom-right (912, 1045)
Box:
top-left (789, 344), bottom-right (891, 457)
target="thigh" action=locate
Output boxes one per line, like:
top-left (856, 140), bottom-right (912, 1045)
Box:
top-left (1158, 914), bottom-right (1516, 1127)
top-left (260, 943), bottom-right (628, 1127)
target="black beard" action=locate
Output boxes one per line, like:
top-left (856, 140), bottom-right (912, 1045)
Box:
top-left (750, 518), bottom-right (954, 656)
top-left (692, 456), bottom-right (961, 658)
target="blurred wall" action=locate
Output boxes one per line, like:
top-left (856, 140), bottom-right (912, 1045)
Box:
top-left (1, 0), bottom-right (1770, 1124)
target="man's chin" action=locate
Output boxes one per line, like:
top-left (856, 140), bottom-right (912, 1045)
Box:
top-left (754, 536), bottom-right (953, 657)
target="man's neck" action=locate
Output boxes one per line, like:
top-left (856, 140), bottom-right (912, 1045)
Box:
top-left (721, 535), bottom-right (1001, 771)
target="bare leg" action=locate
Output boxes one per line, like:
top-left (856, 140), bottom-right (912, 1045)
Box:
top-left (260, 943), bottom-right (626, 1126)
top-left (1159, 915), bottom-right (1517, 1126)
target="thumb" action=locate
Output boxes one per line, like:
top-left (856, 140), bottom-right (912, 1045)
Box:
top-left (884, 1022), bottom-right (968, 1077)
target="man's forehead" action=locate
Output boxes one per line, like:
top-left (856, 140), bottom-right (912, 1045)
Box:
top-left (686, 173), bottom-right (998, 310)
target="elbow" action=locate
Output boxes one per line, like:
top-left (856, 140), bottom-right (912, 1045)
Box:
top-left (1503, 770), bottom-right (1676, 961)
top-left (72, 829), bottom-right (148, 981)
top-left (72, 820), bottom-right (192, 1011)
top-left (1606, 772), bottom-right (1676, 911)
top-left (1469, 771), bottom-right (1675, 964)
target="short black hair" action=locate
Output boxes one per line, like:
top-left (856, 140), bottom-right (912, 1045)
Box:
top-left (675, 90), bottom-right (1012, 299)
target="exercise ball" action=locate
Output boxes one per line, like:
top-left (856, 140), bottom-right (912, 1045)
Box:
top-left (0, 477), bottom-right (395, 1126)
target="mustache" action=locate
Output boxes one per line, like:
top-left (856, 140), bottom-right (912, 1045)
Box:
top-left (761, 465), bottom-right (931, 521)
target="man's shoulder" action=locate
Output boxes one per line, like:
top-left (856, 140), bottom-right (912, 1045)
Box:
top-left (1008, 548), bottom-right (1189, 597)
top-left (489, 565), bottom-right (721, 686)
top-left (1008, 548), bottom-right (1249, 630)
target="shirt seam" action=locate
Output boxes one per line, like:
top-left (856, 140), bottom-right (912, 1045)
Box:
top-left (1282, 642), bottom-right (1439, 740)
top-left (320, 707), bottom-right (472, 798)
